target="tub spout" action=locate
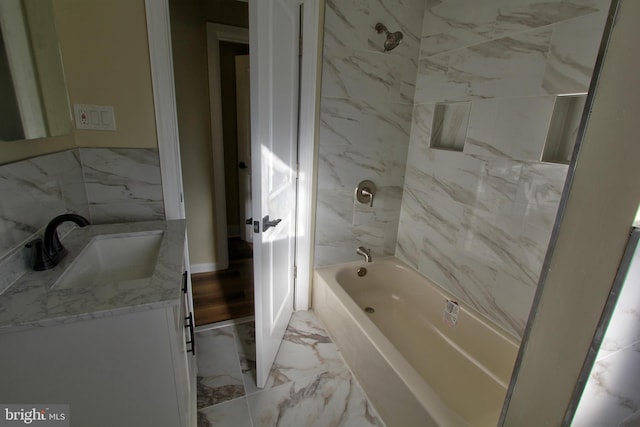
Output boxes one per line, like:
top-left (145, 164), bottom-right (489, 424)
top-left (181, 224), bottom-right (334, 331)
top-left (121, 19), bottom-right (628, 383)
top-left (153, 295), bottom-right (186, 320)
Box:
top-left (356, 246), bottom-right (372, 263)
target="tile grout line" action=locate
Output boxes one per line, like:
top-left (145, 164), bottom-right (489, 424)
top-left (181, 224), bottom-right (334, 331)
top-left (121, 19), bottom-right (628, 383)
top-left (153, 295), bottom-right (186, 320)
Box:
top-left (228, 323), bottom-right (256, 427)
top-left (595, 338), bottom-right (640, 363)
top-left (231, 320), bottom-right (255, 427)
top-left (195, 325), bottom-right (249, 422)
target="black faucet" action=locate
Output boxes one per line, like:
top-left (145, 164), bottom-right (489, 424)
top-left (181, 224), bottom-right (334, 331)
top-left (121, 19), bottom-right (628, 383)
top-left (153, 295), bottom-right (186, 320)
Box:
top-left (26, 214), bottom-right (90, 270)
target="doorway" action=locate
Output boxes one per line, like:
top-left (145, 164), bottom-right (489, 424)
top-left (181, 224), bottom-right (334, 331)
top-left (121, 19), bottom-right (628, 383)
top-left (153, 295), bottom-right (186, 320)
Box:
top-left (192, 36), bottom-right (254, 326)
top-left (162, 0), bottom-right (320, 334)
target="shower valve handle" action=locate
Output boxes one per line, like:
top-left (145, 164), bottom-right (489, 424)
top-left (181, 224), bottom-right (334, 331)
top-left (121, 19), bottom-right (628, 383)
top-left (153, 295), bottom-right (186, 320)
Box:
top-left (356, 180), bottom-right (377, 207)
top-left (362, 188), bottom-right (374, 207)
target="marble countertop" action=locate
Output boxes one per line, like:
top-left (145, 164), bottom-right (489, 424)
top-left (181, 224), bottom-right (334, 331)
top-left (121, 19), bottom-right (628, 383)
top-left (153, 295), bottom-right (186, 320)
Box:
top-left (0, 220), bottom-right (186, 333)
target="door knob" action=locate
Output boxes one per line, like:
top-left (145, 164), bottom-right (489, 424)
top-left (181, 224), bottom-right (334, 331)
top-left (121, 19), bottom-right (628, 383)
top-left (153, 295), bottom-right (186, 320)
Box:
top-left (245, 217), bottom-right (253, 225)
top-left (238, 161), bottom-right (248, 169)
top-left (263, 215), bottom-right (282, 231)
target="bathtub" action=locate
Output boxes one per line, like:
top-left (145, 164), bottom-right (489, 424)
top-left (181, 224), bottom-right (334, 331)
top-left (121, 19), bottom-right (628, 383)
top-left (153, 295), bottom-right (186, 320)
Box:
top-left (312, 257), bottom-right (519, 427)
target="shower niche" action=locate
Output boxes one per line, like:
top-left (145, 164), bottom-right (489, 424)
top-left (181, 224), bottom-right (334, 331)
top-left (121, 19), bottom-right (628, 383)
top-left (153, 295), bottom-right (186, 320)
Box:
top-left (429, 101), bottom-right (471, 152)
top-left (542, 94), bottom-right (587, 164)
top-left (428, 94), bottom-right (587, 165)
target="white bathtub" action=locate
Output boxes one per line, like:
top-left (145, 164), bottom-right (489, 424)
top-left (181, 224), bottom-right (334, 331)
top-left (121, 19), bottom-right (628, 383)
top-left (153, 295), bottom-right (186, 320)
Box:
top-left (313, 257), bottom-right (519, 427)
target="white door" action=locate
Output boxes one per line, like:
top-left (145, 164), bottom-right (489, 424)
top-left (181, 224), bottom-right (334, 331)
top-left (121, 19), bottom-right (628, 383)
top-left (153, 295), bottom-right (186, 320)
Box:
top-left (250, 0), bottom-right (300, 388)
top-left (235, 55), bottom-right (253, 243)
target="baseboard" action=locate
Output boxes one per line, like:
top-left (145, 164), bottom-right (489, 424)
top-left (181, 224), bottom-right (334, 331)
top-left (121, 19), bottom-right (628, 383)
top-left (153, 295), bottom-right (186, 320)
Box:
top-left (190, 262), bottom-right (228, 274)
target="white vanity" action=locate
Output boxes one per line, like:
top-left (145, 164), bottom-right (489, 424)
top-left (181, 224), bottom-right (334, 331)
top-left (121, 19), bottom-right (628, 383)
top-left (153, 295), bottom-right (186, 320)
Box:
top-left (0, 220), bottom-right (196, 427)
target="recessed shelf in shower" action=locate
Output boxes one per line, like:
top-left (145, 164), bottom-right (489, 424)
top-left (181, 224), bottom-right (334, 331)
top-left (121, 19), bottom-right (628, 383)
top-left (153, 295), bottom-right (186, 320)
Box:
top-left (542, 94), bottom-right (587, 164)
top-left (430, 101), bottom-right (471, 152)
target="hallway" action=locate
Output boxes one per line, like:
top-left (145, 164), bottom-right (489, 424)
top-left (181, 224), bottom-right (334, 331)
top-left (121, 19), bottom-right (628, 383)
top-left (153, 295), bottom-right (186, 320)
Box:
top-left (192, 238), bottom-right (254, 325)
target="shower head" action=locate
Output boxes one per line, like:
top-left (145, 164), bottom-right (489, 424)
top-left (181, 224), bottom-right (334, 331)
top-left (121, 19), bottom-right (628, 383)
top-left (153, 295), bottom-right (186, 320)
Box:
top-left (375, 22), bottom-right (403, 52)
top-left (384, 31), bottom-right (404, 52)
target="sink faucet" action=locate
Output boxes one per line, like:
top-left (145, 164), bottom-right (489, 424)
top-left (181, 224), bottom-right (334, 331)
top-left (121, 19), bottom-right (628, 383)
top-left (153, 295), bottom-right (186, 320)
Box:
top-left (44, 214), bottom-right (90, 265)
top-left (27, 214), bottom-right (90, 270)
top-left (356, 246), bottom-right (372, 263)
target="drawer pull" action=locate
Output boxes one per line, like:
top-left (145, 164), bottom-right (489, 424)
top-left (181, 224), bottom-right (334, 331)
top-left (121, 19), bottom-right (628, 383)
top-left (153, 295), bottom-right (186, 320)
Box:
top-left (184, 312), bottom-right (195, 355)
top-left (182, 271), bottom-right (188, 294)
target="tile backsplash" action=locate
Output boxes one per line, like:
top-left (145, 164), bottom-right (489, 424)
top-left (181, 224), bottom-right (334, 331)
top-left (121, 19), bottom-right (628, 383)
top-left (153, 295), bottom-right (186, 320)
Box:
top-left (0, 147), bottom-right (164, 291)
top-left (80, 148), bottom-right (165, 223)
top-left (0, 150), bottom-right (88, 260)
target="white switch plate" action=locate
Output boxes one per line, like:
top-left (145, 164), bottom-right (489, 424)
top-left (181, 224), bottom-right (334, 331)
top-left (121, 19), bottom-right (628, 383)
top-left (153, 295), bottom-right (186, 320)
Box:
top-left (73, 104), bottom-right (116, 131)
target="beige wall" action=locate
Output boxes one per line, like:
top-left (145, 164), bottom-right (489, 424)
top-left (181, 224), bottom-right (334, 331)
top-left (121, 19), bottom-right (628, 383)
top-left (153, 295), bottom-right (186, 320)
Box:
top-left (170, 0), bottom-right (219, 266)
top-left (54, 0), bottom-right (157, 149)
top-left (502, 1), bottom-right (640, 424)
top-left (0, 0), bottom-right (157, 165)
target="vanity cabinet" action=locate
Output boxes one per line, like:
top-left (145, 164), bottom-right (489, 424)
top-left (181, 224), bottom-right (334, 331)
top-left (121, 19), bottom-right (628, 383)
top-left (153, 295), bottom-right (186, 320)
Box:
top-left (0, 301), bottom-right (196, 427)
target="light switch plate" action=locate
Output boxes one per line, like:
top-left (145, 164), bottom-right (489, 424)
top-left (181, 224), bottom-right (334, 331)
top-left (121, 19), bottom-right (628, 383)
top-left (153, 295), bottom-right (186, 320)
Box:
top-left (73, 104), bottom-right (116, 131)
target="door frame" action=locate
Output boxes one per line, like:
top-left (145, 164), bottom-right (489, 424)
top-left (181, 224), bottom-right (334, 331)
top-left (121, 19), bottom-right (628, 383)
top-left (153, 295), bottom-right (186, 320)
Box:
top-left (234, 54), bottom-right (253, 243)
top-left (146, 0), bottom-right (322, 310)
top-left (295, 0), bottom-right (323, 310)
top-left (144, 0), bottom-right (184, 222)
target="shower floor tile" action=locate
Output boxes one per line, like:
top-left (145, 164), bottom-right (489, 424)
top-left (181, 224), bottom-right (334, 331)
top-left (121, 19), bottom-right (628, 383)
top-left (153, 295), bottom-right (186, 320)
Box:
top-left (195, 310), bottom-right (385, 427)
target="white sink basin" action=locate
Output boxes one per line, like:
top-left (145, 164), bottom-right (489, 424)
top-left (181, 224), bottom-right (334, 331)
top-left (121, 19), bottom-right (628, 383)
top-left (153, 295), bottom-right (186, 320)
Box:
top-left (52, 231), bottom-right (164, 290)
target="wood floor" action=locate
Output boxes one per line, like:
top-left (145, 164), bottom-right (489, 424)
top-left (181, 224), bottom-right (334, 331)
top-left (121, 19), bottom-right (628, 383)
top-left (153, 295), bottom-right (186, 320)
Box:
top-left (192, 238), bottom-right (254, 326)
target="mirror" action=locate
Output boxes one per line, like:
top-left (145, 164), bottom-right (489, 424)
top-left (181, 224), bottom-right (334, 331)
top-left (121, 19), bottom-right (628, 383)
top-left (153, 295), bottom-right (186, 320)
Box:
top-left (0, 0), bottom-right (71, 142)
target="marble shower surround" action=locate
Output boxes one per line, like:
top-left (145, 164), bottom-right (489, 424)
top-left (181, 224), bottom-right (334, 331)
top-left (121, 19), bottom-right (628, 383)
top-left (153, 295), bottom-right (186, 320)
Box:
top-left (396, 0), bottom-right (610, 338)
top-left (314, 0), bottom-right (425, 267)
top-left (0, 147), bottom-right (164, 294)
top-left (315, 0), bottom-right (610, 337)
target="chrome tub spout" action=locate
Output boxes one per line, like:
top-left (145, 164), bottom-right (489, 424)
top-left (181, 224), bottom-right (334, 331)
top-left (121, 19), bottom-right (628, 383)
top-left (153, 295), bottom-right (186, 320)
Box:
top-left (356, 246), bottom-right (372, 263)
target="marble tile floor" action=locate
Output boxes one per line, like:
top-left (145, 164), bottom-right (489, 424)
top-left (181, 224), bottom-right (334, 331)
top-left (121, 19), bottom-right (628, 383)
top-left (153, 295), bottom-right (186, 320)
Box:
top-left (196, 310), bottom-right (386, 427)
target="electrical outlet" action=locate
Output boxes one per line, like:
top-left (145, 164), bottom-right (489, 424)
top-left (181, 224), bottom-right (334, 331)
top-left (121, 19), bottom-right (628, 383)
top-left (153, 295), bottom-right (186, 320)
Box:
top-left (78, 109), bottom-right (89, 125)
top-left (73, 104), bottom-right (116, 131)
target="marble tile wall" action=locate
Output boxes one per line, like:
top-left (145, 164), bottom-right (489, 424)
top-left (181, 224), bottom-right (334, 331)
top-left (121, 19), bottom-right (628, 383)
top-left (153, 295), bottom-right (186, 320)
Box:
top-left (572, 236), bottom-right (640, 426)
top-left (0, 150), bottom-right (88, 294)
top-left (314, 0), bottom-right (424, 266)
top-left (0, 147), bottom-right (164, 294)
top-left (0, 150), bottom-right (88, 260)
top-left (396, 0), bottom-right (610, 337)
top-left (79, 148), bottom-right (165, 223)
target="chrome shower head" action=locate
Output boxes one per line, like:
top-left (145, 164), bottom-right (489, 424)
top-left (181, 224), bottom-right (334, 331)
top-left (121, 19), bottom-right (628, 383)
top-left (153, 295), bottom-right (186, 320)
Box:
top-left (384, 31), bottom-right (403, 52)
top-left (375, 22), bottom-right (403, 52)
